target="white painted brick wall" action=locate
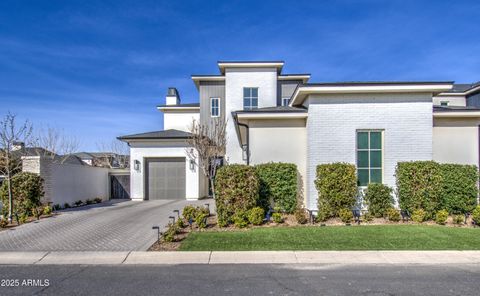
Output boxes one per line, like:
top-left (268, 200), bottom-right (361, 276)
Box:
top-left (224, 68), bottom-right (277, 164)
top-left (306, 93), bottom-right (433, 209)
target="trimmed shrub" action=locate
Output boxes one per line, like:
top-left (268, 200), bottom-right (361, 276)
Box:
top-left (74, 200), bottom-right (83, 207)
top-left (363, 212), bottom-right (374, 222)
top-left (63, 203), bottom-right (71, 209)
top-left (43, 205), bottom-right (52, 216)
top-left (233, 211), bottom-right (249, 228)
top-left (435, 209), bottom-right (448, 225)
top-left (396, 161), bottom-right (443, 218)
top-left (294, 208), bottom-right (308, 224)
top-left (247, 207), bottom-right (264, 225)
top-left (85, 199), bottom-right (93, 205)
top-left (94, 197), bottom-right (103, 204)
top-left (182, 205), bottom-right (197, 223)
top-left (0, 172), bottom-right (44, 217)
top-left (215, 165), bottom-right (259, 226)
top-left (387, 208), bottom-right (400, 222)
top-left (0, 218), bottom-right (7, 228)
top-left (52, 204), bottom-right (61, 211)
top-left (272, 212), bottom-right (283, 223)
top-left (195, 213), bottom-right (208, 229)
top-left (315, 163), bottom-right (357, 219)
top-left (453, 214), bottom-right (464, 225)
top-left (339, 208), bottom-right (353, 224)
top-left (440, 164), bottom-right (478, 214)
top-left (163, 223), bottom-right (178, 242)
top-left (255, 163), bottom-right (298, 213)
top-left (472, 205), bottom-right (480, 225)
top-left (364, 183), bottom-right (394, 218)
top-left (411, 209), bottom-right (426, 223)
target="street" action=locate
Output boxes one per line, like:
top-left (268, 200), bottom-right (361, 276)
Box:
top-left (0, 264), bottom-right (479, 296)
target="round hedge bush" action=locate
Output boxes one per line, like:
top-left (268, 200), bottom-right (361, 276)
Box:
top-left (364, 183), bottom-right (394, 218)
top-left (215, 165), bottom-right (259, 227)
top-left (435, 209), bottom-right (448, 225)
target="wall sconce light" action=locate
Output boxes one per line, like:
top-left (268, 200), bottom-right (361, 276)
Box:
top-left (189, 159), bottom-right (195, 170)
top-left (134, 160), bottom-right (140, 171)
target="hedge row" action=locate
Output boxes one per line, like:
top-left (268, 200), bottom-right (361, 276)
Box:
top-left (0, 172), bottom-right (44, 218)
top-left (397, 161), bottom-right (478, 216)
top-left (215, 162), bottom-right (298, 226)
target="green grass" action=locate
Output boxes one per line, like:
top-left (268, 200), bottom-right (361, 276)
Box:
top-left (179, 225), bottom-right (480, 251)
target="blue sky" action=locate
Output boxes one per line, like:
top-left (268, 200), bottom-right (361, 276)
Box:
top-left (1, 0), bottom-right (479, 151)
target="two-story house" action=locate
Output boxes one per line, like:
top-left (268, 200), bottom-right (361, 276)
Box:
top-left (119, 61), bottom-right (480, 210)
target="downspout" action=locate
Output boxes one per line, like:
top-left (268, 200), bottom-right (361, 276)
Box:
top-left (237, 121), bottom-right (250, 165)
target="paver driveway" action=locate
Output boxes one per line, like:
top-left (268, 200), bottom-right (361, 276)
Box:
top-left (0, 199), bottom-right (213, 251)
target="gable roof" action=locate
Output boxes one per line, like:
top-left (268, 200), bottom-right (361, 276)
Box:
top-left (118, 129), bottom-right (191, 141)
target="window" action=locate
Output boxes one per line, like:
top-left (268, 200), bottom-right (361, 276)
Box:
top-left (440, 101), bottom-right (449, 106)
top-left (210, 97), bottom-right (220, 117)
top-left (243, 87), bottom-right (258, 110)
top-left (282, 97), bottom-right (290, 106)
top-left (357, 130), bottom-right (383, 186)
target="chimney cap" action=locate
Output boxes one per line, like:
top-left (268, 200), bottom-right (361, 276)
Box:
top-left (167, 87), bottom-right (180, 98)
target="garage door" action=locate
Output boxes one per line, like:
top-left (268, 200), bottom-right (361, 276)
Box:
top-left (145, 158), bottom-right (186, 200)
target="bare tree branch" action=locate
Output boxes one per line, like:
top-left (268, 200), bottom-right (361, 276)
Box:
top-left (95, 140), bottom-right (130, 169)
top-left (186, 119), bottom-right (226, 198)
top-left (0, 112), bottom-right (34, 222)
top-left (34, 126), bottom-right (81, 163)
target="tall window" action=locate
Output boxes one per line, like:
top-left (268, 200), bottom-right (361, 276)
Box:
top-left (210, 97), bottom-right (220, 117)
top-left (282, 97), bottom-right (290, 106)
top-left (357, 130), bottom-right (383, 186)
top-left (243, 87), bottom-right (258, 110)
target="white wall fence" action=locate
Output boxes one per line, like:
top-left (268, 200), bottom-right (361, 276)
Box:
top-left (22, 156), bottom-right (112, 206)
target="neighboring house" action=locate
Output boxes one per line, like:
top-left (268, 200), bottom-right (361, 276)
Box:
top-left (119, 60), bottom-right (480, 209)
top-left (73, 152), bottom-right (130, 168)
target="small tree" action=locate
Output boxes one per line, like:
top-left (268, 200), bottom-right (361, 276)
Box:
top-left (34, 126), bottom-right (80, 164)
top-left (0, 112), bottom-right (33, 222)
top-left (186, 119), bottom-right (226, 198)
top-left (95, 140), bottom-right (130, 169)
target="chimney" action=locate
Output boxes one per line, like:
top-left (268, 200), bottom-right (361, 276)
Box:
top-left (166, 87), bottom-right (181, 105)
top-left (12, 141), bottom-right (25, 151)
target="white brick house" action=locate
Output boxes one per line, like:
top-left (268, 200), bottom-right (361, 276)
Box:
top-left (119, 61), bottom-right (480, 209)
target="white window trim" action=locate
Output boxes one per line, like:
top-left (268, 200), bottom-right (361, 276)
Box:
top-left (243, 87), bottom-right (259, 110)
top-left (210, 97), bottom-right (220, 117)
top-left (356, 129), bottom-right (384, 187)
top-left (281, 97), bottom-right (290, 106)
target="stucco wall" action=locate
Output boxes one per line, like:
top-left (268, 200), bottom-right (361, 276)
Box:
top-left (433, 95), bottom-right (466, 106)
top-left (305, 93), bottom-right (433, 209)
top-left (248, 118), bottom-right (307, 204)
top-left (163, 112), bottom-right (199, 132)
top-left (129, 141), bottom-right (202, 200)
top-left (433, 117), bottom-right (479, 165)
top-left (22, 157), bottom-right (110, 206)
top-left (225, 68), bottom-right (277, 164)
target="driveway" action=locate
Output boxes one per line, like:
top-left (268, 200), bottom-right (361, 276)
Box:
top-left (0, 199), bottom-right (213, 251)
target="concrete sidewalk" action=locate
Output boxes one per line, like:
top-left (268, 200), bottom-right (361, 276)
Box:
top-left (1, 251), bottom-right (480, 265)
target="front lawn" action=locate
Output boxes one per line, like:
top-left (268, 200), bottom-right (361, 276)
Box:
top-left (179, 225), bottom-right (480, 251)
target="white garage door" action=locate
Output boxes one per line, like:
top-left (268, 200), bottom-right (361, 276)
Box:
top-left (145, 158), bottom-right (186, 200)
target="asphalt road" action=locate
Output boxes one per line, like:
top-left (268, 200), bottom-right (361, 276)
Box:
top-left (0, 264), bottom-right (478, 296)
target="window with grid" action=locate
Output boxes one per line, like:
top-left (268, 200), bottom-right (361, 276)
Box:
top-left (357, 130), bottom-right (383, 186)
top-left (210, 97), bottom-right (220, 117)
top-left (243, 87), bottom-right (258, 110)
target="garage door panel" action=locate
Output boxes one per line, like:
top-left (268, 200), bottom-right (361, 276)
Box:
top-left (146, 158), bottom-right (185, 200)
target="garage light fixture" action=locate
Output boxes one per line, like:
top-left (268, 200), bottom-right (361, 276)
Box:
top-left (189, 159), bottom-right (195, 170)
top-left (134, 160), bottom-right (140, 171)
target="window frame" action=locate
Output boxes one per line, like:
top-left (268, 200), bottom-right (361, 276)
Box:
top-left (210, 97), bottom-right (220, 117)
top-left (243, 87), bottom-right (259, 110)
top-left (356, 130), bottom-right (384, 187)
top-left (281, 97), bottom-right (290, 106)
top-left (440, 101), bottom-right (449, 106)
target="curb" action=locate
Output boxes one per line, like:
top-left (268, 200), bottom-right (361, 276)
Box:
top-left (1, 251), bottom-right (480, 265)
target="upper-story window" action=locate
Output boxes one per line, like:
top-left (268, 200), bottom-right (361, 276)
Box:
top-left (282, 97), bottom-right (290, 106)
top-left (211, 97), bottom-right (220, 117)
top-left (440, 101), bottom-right (449, 106)
top-left (243, 87), bottom-right (258, 110)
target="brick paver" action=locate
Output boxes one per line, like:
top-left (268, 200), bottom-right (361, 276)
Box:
top-left (0, 199), bottom-right (213, 251)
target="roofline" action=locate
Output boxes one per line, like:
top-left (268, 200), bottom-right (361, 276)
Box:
top-left (217, 61), bottom-right (284, 74)
top-left (278, 74), bottom-right (311, 83)
top-left (191, 75), bottom-right (225, 89)
top-left (437, 85), bottom-right (480, 96)
top-left (157, 106), bottom-right (200, 112)
top-left (289, 82), bottom-right (454, 106)
top-left (433, 111), bottom-right (480, 118)
top-left (236, 112), bottom-right (308, 120)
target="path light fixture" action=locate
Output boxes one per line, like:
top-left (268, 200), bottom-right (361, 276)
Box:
top-left (204, 203), bottom-right (210, 216)
top-left (152, 226), bottom-right (161, 243)
top-left (173, 210), bottom-right (180, 219)
top-left (169, 216), bottom-right (176, 224)
top-left (134, 160), bottom-right (140, 171)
